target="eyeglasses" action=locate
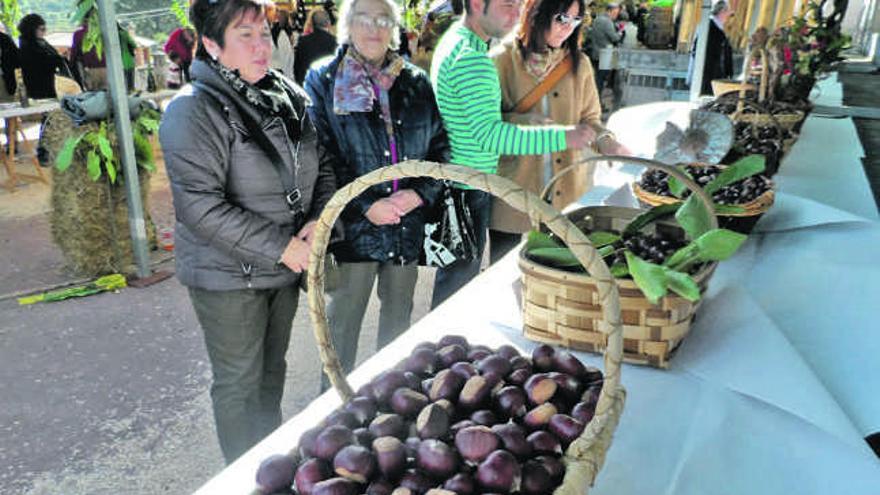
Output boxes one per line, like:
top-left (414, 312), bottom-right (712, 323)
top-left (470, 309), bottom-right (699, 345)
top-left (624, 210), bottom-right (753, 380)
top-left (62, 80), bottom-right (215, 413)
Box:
top-left (352, 13), bottom-right (396, 31)
top-left (553, 13), bottom-right (583, 26)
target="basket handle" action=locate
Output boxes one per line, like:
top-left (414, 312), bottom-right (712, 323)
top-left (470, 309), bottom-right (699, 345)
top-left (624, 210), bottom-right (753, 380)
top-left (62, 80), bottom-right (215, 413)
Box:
top-left (730, 96), bottom-right (786, 140)
top-left (538, 155), bottom-right (719, 231)
top-left (736, 47), bottom-right (769, 113)
top-left (306, 161), bottom-right (625, 437)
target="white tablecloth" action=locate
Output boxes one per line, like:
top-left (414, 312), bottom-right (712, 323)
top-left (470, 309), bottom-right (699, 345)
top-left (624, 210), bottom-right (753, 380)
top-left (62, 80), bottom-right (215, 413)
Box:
top-left (195, 89), bottom-right (880, 494)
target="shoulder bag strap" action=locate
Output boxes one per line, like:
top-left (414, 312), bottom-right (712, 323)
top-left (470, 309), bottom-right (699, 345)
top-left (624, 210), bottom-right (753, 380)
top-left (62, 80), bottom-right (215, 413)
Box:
top-left (512, 54), bottom-right (573, 114)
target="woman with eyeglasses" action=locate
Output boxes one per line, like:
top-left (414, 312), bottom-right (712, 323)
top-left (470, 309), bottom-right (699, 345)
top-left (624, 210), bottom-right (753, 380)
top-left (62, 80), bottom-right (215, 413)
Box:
top-left (304, 0), bottom-right (448, 388)
top-left (489, 0), bottom-right (631, 262)
top-left (17, 14), bottom-right (71, 99)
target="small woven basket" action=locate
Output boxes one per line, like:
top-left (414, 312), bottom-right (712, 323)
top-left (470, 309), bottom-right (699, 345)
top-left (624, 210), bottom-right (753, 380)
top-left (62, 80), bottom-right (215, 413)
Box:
top-left (711, 79), bottom-right (755, 98)
top-left (632, 163), bottom-right (775, 233)
top-left (306, 161), bottom-right (626, 494)
top-left (732, 48), bottom-right (806, 132)
top-left (519, 156), bottom-right (718, 369)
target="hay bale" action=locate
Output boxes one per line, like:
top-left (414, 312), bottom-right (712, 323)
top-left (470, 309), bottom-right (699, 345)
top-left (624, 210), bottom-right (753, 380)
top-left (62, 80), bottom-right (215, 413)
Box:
top-left (42, 110), bottom-right (157, 277)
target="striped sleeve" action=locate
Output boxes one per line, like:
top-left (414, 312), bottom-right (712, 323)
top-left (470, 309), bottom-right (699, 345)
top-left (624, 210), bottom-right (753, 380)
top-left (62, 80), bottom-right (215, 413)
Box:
top-left (447, 52), bottom-right (567, 156)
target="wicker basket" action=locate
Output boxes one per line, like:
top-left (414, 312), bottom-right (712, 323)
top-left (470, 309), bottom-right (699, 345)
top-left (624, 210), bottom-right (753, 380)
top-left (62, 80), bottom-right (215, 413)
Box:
top-left (306, 160), bottom-right (626, 494)
top-left (731, 48), bottom-right (806, 132)
top-left (632, 163), bottom-right (775, 234)
top-left (520, 156), bottom-right (719, 369)
top-left (711, 79), bottom-right (755, 98)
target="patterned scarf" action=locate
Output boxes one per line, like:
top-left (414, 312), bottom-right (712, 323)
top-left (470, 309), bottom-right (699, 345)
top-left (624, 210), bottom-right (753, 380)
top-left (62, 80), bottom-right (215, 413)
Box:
top-left (524, 45), bottom-right (567, 81)
top-left (332, 45), bottom-right (405, 115)
top-left (207, 57), bottom-right (298, 123)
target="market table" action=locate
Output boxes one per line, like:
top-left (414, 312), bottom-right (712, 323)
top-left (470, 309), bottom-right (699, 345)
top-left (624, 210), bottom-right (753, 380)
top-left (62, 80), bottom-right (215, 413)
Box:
top-left (194, 84), bottom-right (880, 494)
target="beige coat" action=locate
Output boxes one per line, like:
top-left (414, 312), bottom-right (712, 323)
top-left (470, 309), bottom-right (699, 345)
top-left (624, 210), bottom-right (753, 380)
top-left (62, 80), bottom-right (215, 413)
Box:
top-left (491, 40), bottom-right (604, 233)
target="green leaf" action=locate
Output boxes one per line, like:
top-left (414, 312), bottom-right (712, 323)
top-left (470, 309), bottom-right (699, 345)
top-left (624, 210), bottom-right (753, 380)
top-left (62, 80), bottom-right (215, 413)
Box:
top-left (675, 194), bottom-right (713, 239)
top-left (55, 133), bottom-right (87, 172)
top-left (714, 204), bottom-right (747, 215)
top-left (598, 245), bottom-right (615, 258)
top-left (86, 150), bottom-right (102, 181)
top-left (664, 243), bottom-right (699, 269)
top-left (528, 247), bottom-right (582, 268)
top-left (525, 230), bottom-right (560, 250)
top-left (625, 251), bottom-right (668, 304)
top-left (667, 176), bottom-right (687, 198)
top-left (588, 231), bottom-right (620, 248)
top-left (623, 203), bottom-right (681, 237)
top-left (662, 268), bottom-right (701, 302)
top-left (610, 263), bottom-right (629, 277)
top-left (138, 118), bottom-right (160, 133)
top-left (705, 155), bottom-right (765, 195)
top-left (72, 0), bottom-right (95, 25)
top-left (693, 229), bottom-right (747, 261)
top-left (97, 132), bottom-right (114, 163)
top-left (105, 158), bottom-right (117, 183)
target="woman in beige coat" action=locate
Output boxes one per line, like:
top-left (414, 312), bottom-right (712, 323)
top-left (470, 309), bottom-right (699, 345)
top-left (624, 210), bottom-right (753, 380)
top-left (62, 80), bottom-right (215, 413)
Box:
top-left (490, 0), bottom-right (629, 262)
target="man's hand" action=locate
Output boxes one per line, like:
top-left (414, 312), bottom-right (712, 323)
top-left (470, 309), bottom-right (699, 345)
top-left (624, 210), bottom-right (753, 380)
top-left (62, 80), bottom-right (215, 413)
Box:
top-left (365, 199), bottom-right (404, 225)
top-left (387, 189), bottom-right (423, 215)
top-left (296, 220), bottom-right (317, 247)
top-left (564, 124), bottom-right (598, 150)
top-left (281, 236), bottom-right (310, 273)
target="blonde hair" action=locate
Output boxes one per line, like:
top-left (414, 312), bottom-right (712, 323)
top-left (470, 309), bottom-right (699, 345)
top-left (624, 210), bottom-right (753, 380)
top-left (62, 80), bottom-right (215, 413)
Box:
top-left (337, 0), bottom-right (401, 51)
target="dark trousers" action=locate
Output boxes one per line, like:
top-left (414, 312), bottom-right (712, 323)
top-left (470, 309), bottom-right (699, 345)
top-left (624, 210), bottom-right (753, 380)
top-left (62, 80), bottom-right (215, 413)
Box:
top-left (188, 285), bottom-right (299, 464)
top-left (431, 189), bottom-right (491, 309)
top-left (488, 230), bottom-right (524, 265)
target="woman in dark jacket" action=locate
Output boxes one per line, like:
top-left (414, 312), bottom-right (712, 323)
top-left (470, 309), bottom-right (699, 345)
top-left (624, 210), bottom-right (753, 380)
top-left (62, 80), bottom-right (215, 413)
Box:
top-left (159, 0), bottom-right (336, 463)
top-left (305, 0), bottom-right (448, 387)
top-left (17, 14), bottom-right (68, 99)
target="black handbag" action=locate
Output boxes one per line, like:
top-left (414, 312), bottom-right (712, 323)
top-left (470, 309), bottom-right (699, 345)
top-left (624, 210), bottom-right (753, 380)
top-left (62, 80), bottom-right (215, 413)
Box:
top-left (420, 181), bottom-right (479, 268)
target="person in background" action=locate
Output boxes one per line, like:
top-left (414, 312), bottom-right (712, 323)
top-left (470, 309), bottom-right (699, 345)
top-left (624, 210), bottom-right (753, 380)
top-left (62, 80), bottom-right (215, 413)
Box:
top-left (164, 27), bottom-right (196, 83)
top-left (635, 0), bottom-right (649, 45)
top-left (294, 9), bottom-right (338, 84)
top-left (18, 14), bottom-right (70, 99)
top-left (0, 27), bottom-right (19, 102)
top-left (689, 0), bottom-right (733, 95)
top-left (160, 0), bottom-right (336, 463)
top-left (304, 0), bottom-right (447, 388)
top-left (588, 1), bottom-right (623, 110)
top-left (270, 9), bottom-right (296, 77)
top-left (70, 16), bottom-right (138, 91)
top-left (490, 0), bottom-right (631, 262)
top-left (429, 0), bottom-right (599, 308)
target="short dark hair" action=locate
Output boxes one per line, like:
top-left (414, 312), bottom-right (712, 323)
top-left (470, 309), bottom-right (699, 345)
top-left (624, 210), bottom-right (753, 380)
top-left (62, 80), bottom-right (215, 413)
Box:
top-left (517, 0), bottom-right (585, 72)
top-left (190, 0), bottom-right (272, 59)
top-left (463, 0), bottom-right (492, 15)
top-left (18, 13), bottom-right (46, 41)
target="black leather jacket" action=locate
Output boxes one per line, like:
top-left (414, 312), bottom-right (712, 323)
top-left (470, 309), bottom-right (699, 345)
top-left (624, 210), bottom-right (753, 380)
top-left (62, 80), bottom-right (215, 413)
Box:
top-left (160, 59), bottom-right (336, 290)
top-left (305, 46), bottom-right (449, 264)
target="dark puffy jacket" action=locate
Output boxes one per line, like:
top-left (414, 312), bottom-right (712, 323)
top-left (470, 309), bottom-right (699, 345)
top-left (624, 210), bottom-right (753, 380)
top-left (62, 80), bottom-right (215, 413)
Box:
top-left (305, 46), bottom-right (449, 264)
top-left (160, 59), bottom-right (336, 290)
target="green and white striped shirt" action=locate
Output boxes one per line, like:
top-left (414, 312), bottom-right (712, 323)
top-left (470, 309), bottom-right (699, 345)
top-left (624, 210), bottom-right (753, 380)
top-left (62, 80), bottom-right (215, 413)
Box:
top-left (431, 22), bottom-right (568, 176)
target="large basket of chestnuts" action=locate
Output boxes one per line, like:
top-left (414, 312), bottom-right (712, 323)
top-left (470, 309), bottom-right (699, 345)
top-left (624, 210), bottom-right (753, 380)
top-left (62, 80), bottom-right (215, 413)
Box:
top-left (249, 161), bottom-right (627, 495)
top-left (518, 157), bottom-right (742, 369)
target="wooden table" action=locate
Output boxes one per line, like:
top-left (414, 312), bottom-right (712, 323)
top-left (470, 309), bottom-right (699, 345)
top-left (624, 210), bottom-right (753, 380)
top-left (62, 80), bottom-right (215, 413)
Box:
top-left (0, 100), bottom-right (58, 192)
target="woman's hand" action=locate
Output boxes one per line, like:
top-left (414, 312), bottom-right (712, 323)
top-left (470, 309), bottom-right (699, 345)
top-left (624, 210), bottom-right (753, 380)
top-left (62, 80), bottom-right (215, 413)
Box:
top-left (296, 220), bottom-right (317, 247)
top-left (598, 138), bottom-right (633, 157)
top-left (387, 189), bottom-right (424, 215)
top-left (280, 236), bottom-right (310, 273)
top-left (365, 199), bottom-right (404, 225)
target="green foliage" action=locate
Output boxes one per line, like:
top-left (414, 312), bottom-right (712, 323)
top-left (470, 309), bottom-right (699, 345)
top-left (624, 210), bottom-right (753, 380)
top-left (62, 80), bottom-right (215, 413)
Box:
top-left (171, 0), bottom-right (192, 29)
top-left (704, 155), bottom-right (765, 195)
top-left (1, 0), bottom-right (22, 37)
top-left (55, 107), bottom-right (161, 182)
top-left (525, 201), bottom-right (749, 304)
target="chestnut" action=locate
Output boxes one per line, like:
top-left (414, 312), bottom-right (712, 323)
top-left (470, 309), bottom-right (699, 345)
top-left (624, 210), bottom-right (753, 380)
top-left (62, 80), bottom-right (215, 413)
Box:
top-left (438, 335), bottom-right (469, 349)
top-left (493, 386), bottom-right (527, 420)
top-left (454, 425), bottom-right (499, 463)
top-left (467, 348), bottom-right (492, 362)
top-left (506, 368), bottom-right (530, 387)
top-left (552, 351), bottom-right (587, 380)
top-left (353, 427), bottom-right (376, 447)
top-left (366, 479), bottom-right (395, 495)
top-left (527, 430), bottom-right (562, 455)
top-left (416, 439), bottom-right (460, 480)
top-left (535, 455), bottom-right (565, 482)
top-left (416, 403), bottom-right (450, 440)
top-left (369, 413), bottom-right (408, 440)
top-left (314, 425), bottom-right (356, 461)
top-left (491, 422), bottom-right (531, 459)
top-left (443, 472), bottom-right (476, 495)
top-left (255, 453), bottom-right (296, 495)
top-left (372, 370), bottom-right (411, 405)
top-left (325, 410), bottom-right (360, 430)
top-left (400, 468), bottom-right (436, 494)
top-left (496, 344), bottom-right (521, 360)
top-left (406, 347), bottom-right (440, 376)
top-left (429, 369), bottom-right (466, 402)
top-left (450, 361), bottom-right (478, 381)
top-left (437, 344), bottom-right (468, 368)
top-left (520, 460), bottom-right (555, 495)
top-left (299, 426), bottom-right (322, 458)
top-left (476, 355), bottom-right (512, 378)
top-left (311, 476), bottom-right (359, 495)
top-left (571, 401), bottom-right (596, 424)
top-left (333, 445), bottom-right (376, 483)
top-left (524, 374), bottom-right (558, 406)
top-left (294, 457), bottom-right (333, 495)
top-left (390, 388), bottom-right (430, 418)
top-left (476, 450), bottom-right (521, 493)
top-left (344, 396), bottom-right (378, 426)
top-left (548, 414), bottom-right (585, 448)
top-left (459, 375), bottom-right (493, 410)
top-left (531, 344), bottom-right (555, 372)
top-left (523, 403), bottom-right (558, 430)
top-left (470, 409), bottom-right (498, 426)
top-left (373, 436), bottom-right (407, 481)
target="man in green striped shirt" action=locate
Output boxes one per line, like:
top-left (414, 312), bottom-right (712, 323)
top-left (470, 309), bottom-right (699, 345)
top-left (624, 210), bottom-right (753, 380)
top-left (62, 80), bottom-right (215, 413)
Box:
top-left (429, 0), bottom-right (598, 308)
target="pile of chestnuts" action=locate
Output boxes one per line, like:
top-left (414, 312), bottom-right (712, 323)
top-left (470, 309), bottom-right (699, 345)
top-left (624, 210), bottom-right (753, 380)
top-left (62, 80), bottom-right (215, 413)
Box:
top-left (255, 336), bottom-right (604, 495)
